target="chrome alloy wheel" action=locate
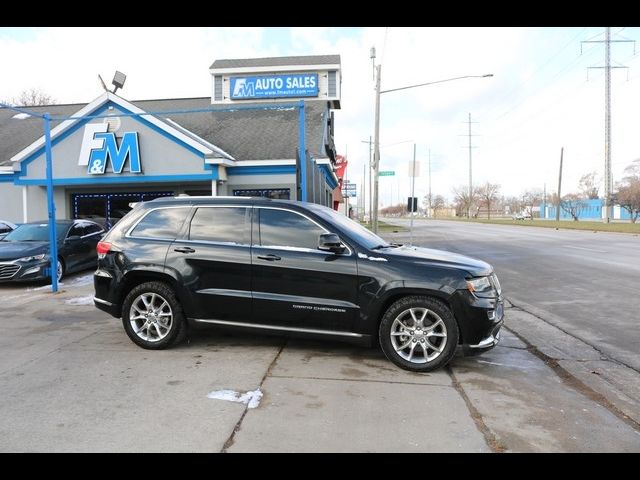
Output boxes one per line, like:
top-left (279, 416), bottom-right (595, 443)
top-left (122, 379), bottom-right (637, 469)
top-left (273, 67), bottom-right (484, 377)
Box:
top-left (56, 261), bottom-right (63, 282)
top-left (390, 307), bottom-right (448, 363)
top-left (129, 292), bottom-right (173, 342)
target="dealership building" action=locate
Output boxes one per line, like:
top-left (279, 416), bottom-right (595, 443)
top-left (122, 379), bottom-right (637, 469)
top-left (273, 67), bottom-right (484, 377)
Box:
top-left (0, 55), bottom-right (342, 225)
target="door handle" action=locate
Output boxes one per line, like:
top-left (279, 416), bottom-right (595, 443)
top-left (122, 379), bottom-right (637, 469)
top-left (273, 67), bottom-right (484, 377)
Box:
top-left (174, 247), bottom-right (196, 254)
top-left (257, 254), bottom-right (281, 261)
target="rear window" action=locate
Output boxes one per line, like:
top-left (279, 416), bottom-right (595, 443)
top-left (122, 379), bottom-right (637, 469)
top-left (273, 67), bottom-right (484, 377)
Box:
top-left (130, 207), bottom-right (190, 239)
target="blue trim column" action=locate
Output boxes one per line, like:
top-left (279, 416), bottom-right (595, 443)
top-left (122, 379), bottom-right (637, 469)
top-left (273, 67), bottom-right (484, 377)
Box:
top-left (298, 101), bottom-right (307, 202)
top-left (44, 113), bottom-right (59, 293)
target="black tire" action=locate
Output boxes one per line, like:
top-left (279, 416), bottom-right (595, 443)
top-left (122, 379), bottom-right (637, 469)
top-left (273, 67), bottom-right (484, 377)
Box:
top-left (379, 296), bottom-right (459, 372)
top-left (121, 281), bottom-right (187, 350)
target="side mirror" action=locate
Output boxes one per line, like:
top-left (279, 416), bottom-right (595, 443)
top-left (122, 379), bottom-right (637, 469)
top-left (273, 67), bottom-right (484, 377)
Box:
top-left (318, 233), bottom-right (346, 254)
top-left (65, 235), bottom-right (82, 243)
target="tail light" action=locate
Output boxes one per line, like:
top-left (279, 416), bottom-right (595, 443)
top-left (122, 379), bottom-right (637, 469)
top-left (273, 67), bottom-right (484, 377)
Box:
top-left (97, 241), bottom-right (112, 258)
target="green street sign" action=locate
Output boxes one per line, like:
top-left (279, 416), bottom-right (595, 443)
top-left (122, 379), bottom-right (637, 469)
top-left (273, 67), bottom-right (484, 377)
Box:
top-left (379, 171), bottom-right (395, 176)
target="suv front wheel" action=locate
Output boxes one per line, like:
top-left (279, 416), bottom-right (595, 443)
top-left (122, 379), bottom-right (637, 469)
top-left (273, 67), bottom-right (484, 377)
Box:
top-left (379, 296), bottom-right (459, 372)
top-left (122, 281), bottom-right (187, 349)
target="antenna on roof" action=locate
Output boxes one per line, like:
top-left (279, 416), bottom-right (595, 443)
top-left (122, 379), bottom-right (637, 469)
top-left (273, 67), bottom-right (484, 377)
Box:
top-left (98, 75), bottom-right (109, 92)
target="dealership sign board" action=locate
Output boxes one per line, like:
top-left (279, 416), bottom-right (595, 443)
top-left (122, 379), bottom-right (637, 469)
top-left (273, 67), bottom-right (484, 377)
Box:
top-left (230, 74), bottom-right (319, 100)
top-left (78, 124), bottom-right (141, 175)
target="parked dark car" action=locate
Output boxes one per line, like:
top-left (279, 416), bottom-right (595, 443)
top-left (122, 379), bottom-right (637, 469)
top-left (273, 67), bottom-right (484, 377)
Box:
top-left (0, 220), bottom-right (17, 240)
top-left (93, 197), bottom-right (504, 372)
top-left (0, 219), bottom-right (105, 283)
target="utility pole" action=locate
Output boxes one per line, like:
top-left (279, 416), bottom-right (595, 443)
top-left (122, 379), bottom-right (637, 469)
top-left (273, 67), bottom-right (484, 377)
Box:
top-left (583, 28), bottom-right (635, 223)
top-left (361, 137), bottom-right (373, 223)
top-left (410, 143), bottom-right (416, 246)
top-left (464, 113), bottom-right (478, 218)
top-left (556, 147), bottom-right (564, 222)
top-left (373, 64), bottom-right (381, 233)
top-left (543, 182), bottom-right (547, 219)
top-left (362, 162), bottom-right (366, 221)
top-left (428, 148), bottom-right (432, 218)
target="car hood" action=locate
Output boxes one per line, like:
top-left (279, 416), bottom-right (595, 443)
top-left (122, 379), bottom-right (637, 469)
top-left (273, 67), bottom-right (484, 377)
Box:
top-left (0, 241), bottom-right (49, 261)
top-left (380, 245), bottom-right (492, 277)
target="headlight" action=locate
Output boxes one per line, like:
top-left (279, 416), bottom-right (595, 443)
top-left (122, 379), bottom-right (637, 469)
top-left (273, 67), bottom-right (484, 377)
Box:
top-left (16, 253), bottom-right (48, 263)
top-left (466, 276), bottom-right (496, 298)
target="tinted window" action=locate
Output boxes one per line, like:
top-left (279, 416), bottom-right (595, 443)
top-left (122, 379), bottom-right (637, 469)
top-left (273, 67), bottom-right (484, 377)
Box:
top-left (68, 224), bottom-right (84, 237)
top-left (84, 223), bottom-right (103, 236)
top-left (307, 203), bottom-right (388, 249)
top-left (258, 208), bottom-right (324, 250)
top-left (130, 208), bottom-right (189, 239)
top-left (189, 207), bottom-right (249, 244)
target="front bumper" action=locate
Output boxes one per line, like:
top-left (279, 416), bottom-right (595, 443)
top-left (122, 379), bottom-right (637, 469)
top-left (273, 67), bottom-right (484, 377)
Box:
top-left (0, 260), bottom-right (52, 282)
top-left (450, 289), bottom-right (504, 353)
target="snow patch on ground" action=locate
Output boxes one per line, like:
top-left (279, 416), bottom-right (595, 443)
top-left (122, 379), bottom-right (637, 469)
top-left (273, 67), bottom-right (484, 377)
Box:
top-left (64, 295), bottom-right (95, 306)
top-left (207, 389), bottom-right (263, 409)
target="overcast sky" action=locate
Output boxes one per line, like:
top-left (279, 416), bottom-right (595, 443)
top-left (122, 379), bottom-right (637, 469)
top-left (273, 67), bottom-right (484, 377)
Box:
top-left (2, 27), bottom-right (639, 206)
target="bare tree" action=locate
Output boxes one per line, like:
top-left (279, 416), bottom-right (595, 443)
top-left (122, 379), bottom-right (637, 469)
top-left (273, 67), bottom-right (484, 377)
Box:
top-left (432, 195), bottom-right (446, 218)
top-left (452, 186), bottom-right (472, 218)
top-left (5, 88), bottom-right (55, 106)
top-left (521, 189), bottom-right (543, 219)
top-left (478, 182), bottom-right (500, 219)
top-left (578, 172), bottom-right (600, 199)
top-left (560, 193), bottom-right (587, 221)
top-left (615, 159), bottom-right (640, 223)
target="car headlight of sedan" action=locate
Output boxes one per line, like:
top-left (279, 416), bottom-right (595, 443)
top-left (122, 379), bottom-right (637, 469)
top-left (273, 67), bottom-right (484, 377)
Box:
top-left (466, 276), bottom-right (496, 298)
top-left (16, 253), bottom-right (48, 263)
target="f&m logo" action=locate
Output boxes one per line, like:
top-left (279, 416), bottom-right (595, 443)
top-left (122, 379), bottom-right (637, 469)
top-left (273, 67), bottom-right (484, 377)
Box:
top-left (78, 124), bottom-right (141, 175)
top-left (232, 79), bottom-right (255, 98)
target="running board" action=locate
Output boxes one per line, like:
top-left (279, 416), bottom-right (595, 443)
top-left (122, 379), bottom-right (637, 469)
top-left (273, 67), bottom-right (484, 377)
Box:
top-left (191, 318), bottom-right (364, 338)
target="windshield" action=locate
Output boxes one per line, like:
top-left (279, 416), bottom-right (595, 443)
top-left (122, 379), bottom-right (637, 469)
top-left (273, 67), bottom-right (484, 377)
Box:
top-left (306, 203), bottom-right (389, 250)
top-left (2, 223), bottom-right (68, 242)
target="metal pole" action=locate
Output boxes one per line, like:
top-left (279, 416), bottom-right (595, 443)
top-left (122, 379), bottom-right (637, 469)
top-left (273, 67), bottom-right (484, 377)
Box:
top-left (410, 143), bottom-right (416, 246)
top-left (298, 100), bottom-right (307, 202)
top-left (373, 65), bottom-right (381, 234)
top-left (556, 147), bottom-right (564, 222)
top-left (44, 113), bottom-right (59, 293)
top-left (362, 162), bottom-right (366, 221)
top-left (428, 148), bottom-right (432, 218)
top-left (604, 27), bottom-right (612, 223)
top-left (468, 112), bottom-right (473, 219)
top-left (368, 136), bottom-right (372, 224)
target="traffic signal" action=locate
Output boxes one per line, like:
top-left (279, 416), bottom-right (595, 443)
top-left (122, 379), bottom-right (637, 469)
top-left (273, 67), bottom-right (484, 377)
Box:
top-left (407, 197), bottom-right (418, 213)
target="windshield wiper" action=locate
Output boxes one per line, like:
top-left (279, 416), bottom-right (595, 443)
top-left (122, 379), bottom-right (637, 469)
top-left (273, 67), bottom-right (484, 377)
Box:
top-left (370, 244), bottom-right (392, 250)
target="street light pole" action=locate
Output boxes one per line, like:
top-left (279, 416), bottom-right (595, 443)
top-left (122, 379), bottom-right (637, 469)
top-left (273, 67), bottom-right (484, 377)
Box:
top-left (373, 64), bottom-right (382, 234)
top-left (370, 67), bottom-right (492, 234)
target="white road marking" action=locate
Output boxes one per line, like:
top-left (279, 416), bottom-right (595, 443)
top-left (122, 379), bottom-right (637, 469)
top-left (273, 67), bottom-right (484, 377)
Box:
top-left (562, 245), bottom-right (607, 253)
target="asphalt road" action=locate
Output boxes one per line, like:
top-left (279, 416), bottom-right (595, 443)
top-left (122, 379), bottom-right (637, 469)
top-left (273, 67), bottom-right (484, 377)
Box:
top-left (383, 218), bottom-right (640, 372)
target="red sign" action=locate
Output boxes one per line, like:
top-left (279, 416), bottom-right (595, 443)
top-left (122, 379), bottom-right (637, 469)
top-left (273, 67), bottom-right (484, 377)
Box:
top-left (334, 155), bottom-right (348, 180)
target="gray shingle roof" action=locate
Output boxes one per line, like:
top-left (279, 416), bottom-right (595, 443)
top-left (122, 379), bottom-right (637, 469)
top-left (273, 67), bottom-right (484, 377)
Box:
top-left (0, 98), bottom-right (331, 167)
top-left (210, 55), bottom-right (340, 70)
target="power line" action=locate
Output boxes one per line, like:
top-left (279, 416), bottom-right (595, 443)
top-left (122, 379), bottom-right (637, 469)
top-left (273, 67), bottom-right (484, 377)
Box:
top-left (481, 27), bottom-right (588, 120)
top-left (583, 27), bottom-right (635, 222)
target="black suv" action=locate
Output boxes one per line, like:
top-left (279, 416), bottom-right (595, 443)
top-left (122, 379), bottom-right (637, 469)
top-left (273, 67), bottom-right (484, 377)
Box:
top-left (93, 197), bottom-right (503, 372)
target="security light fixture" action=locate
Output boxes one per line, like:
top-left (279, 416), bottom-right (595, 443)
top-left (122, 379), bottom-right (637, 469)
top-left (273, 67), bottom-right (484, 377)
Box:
top-left (112, 71), bottom-right (127, 93)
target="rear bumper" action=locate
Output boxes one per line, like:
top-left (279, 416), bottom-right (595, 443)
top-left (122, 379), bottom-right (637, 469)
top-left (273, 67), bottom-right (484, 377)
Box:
top-left (93, 296), bottom-right (120, 317)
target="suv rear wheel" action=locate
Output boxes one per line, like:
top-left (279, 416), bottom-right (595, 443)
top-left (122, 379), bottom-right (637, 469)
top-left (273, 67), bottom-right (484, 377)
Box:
top-left (379, 296), bottom-right (459, 372)
top-left (122, 281), bottom-right (187, 349)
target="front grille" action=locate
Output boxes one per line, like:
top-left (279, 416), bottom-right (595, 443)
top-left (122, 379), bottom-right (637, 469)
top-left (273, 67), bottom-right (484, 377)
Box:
top-left (0, 263), bottom-right (20, 280)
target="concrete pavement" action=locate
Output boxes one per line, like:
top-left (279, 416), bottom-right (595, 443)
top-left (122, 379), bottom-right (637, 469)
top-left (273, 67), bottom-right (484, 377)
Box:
top-left (1, 269), bottom-right (638, 452)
